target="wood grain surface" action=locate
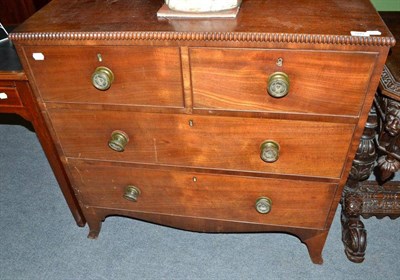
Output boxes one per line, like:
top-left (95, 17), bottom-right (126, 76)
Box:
top-left (69, 159), bottom-right (337, 230)
top-left (190, 48), bottom-right (377, 116)
top-left (10, 0), bottom-right (394, 264)
top-left (0, 83), bottom-right (23, 107)
top-left (11, 0), bottom-right (393, 41)
top-left (49, 109), bottom-right (355, 179)
top-left (23, 46), bottom-right (184, 107)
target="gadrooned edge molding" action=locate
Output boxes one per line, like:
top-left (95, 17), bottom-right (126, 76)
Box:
top-left (9, 31), bottom-right (396, 47)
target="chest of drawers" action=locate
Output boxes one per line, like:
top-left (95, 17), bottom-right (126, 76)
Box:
top-left (10, 0), bottom-right (394, 264)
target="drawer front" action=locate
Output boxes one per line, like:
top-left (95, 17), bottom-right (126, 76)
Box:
top-left (49, 109), bottom-right (354, 178)
top-left (0, 85), bottom-right (23, 107)
top-left (23, 46), bottom-right (184, 108)
top-left (190, 48), bottom-right (376, 116)
top-left (68, 159), bottom-right (337, 230)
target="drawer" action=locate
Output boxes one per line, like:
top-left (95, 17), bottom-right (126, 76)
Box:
top-left (23, 46), bottom-right (184, 108)
top-left (190, 48), bottom-right (377, 116)
top-left (68, 159), bottom-right (337, 230)
top-left (49, 109), bottom-right (355, 178)
top-left (0, 83), bottom-right (23, 107)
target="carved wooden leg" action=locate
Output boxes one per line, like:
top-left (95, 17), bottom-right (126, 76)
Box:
top-left (376, 97), bottom-right (400, 181)
top-left (341, 195), bottom-right (367, 263)
top-left (341, 106), bottom-right (377, 262)
top-left (82, 207), bottom-right (102, 239)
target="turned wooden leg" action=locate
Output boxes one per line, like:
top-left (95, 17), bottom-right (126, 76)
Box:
top-left (81, 207), bottom-right (102, 239)
top-left (341, 106), bottom-right (377, 262)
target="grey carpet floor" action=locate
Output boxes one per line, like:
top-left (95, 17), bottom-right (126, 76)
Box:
top-left (1, 120), bottom-right (399, 280)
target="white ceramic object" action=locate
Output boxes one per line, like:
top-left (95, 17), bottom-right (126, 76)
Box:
top-left (165, 0), bottom-right (242, 13)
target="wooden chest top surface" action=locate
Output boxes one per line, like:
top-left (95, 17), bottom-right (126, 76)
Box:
top-left (11, 0), bottom-right (394, 47)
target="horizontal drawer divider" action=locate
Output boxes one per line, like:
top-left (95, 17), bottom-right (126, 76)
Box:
top-left (43, 102), bottom-right (358, 124)
top-left (66, 157), bottom-right (340, 184)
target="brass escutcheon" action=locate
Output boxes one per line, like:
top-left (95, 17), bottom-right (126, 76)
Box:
top-left (260, 140), bottom-right (280, 163)
top-left (108, 130), bottom-right (129, 152)
top-left (92, 66), bottom-right (114, 91)
top-left (267, 72), bottom-right (290, 98)
top-left (255, 197), bottom-right (272, 214)
top-left (123, 185), bottom-right (141, 202)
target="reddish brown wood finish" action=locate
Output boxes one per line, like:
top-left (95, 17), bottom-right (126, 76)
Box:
top-left (0, 81), bottom-right (24, 107)
top-left (20, 83), bottom-right (86, 227)
top-left (10, 0), bottom-right (394, 264)
top-left (0, 73), bottom-right (30, 120)
top-left (10, 0), bottom-right (394, 41)
top-left (23, 46), bottom-right (184, 108)
top-left (0, 0), bottom-right (36, 25)
top-left (0, 0), bottom-right (51, 25)
top-left (48, 109), bottom-right (354, 178)
top-left (190, 48), bottom-right (377, 116)
top-left (69, 159), bottom-right (337, 229)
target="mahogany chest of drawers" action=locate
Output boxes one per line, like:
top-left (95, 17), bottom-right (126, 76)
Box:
top-left (10, 0), bottom-right (394, 264)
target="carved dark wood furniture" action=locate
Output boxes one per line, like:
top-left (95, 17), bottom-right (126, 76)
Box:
top-left (0, 28), bottom-right (85, 227)
top-left (341, 12), bottom-right (400, 263)
top-left (10, 0), bottom-right (394, 264)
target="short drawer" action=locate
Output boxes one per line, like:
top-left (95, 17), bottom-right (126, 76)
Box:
top-left (190, 48), bottom-right (377, 116)
top-left (0, 83), bottom-right (23, 107)
top-left (68, 159), bottom-right (337, 230)
top-left (23, 46), bottom-right (184, 108)
top-left (49, 109), bottom-right (354, 178)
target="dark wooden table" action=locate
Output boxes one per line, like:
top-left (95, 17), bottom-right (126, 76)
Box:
top-left (341, 12), bottom-right (400, 263)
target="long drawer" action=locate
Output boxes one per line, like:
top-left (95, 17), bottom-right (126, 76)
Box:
top-left (49, 109), bottom-right (355, 178)
top-left (190, 48), bottom-right (377, 116)
top-left (23, 46), bottom-right (184, 108)
top-left (68, 159), bottom-right (337, 230)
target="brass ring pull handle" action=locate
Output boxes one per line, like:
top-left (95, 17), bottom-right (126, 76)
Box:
top-left (108, 130), bottom-right (129, 152)
top-left (92, 66), bottom-right (114, 91)
top-left (267, 72), bottom-right (290, 98)
top-left (123, 185), bottom-right (141, 202)
top-left (260, 140), bottom-right (280, 163)
top-left (255, 197), bottom-right (272, 214)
